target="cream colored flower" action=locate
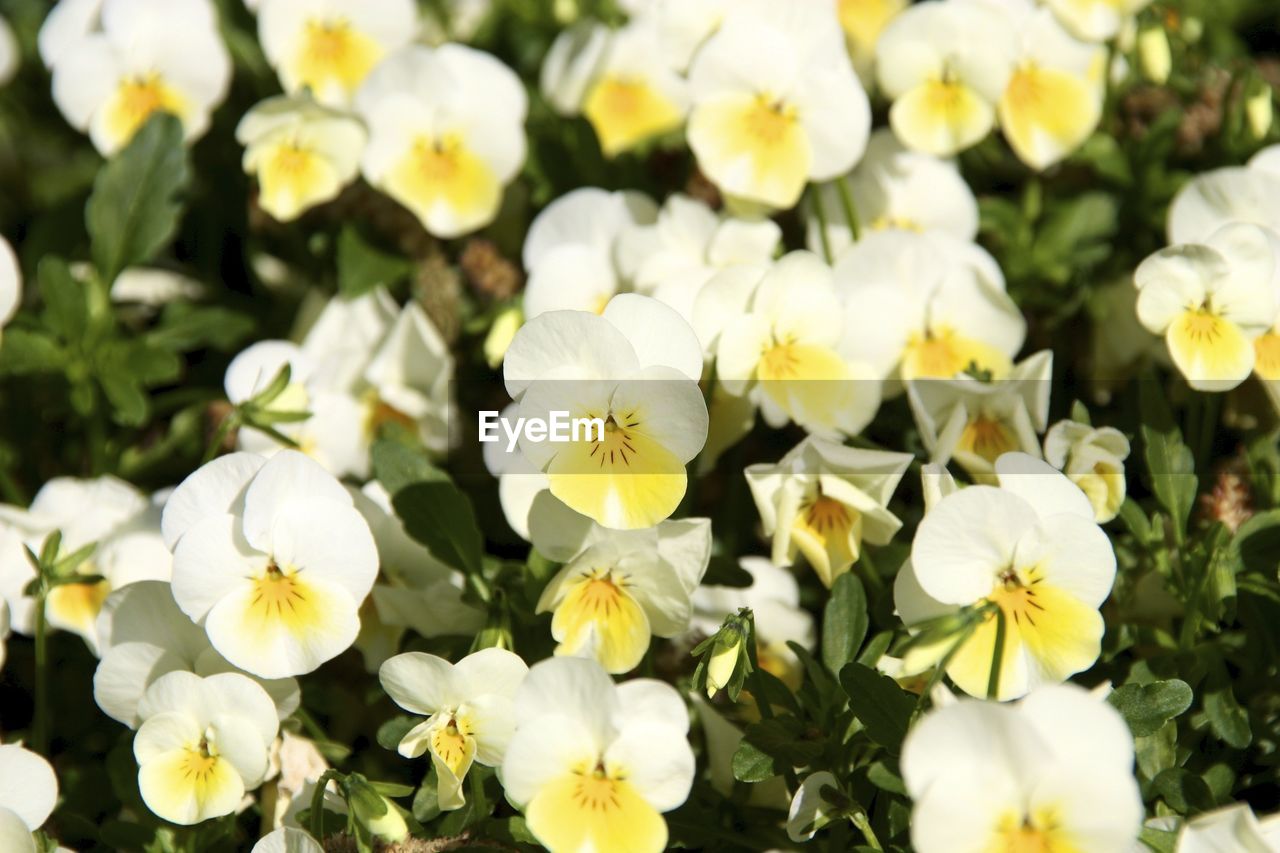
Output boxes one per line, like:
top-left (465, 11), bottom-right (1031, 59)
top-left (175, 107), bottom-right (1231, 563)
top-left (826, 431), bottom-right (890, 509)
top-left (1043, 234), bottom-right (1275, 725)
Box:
top-left (0, 742), bottom-right (58, 853)
top-left (355, 44), bottom-right (526, 238)
top-left (257, 0), bottom-right (418, 107)
top-left (46, 0), bottom-right (232, 154)
top-left (746, 437), bottom-right (911, 587)
top-left (236, 94), bottom-right (366, 222)
top-left (1044, 419), bottom-right (1130, 523)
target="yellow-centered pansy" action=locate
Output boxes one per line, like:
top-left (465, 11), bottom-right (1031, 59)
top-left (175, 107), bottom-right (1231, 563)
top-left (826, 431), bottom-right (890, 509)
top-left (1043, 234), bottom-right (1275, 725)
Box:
top-left (46, 0), bottom-right (231, 154)
top-left (355, 44), bottom-right (527, 238)
top-left (687, 0), bottom-right (870, 209)
top-left (1135, 222), bottom-right (1280, 392)
top-left (236, 94), bottom-right (366, 222)
top-left (746, 437), bottom-right (911, 588)
top-left (895, 453), bottom-right (1116, 700)
top-left (379, 649), bottom-right (528, 811)
top-left (581, 20), bottom-right (689, 157)
top-left (258, 0), bottom-right (417, 107)
top-left (502, 658), bottom-right (695, 853)
top-left (902, 684), bottom-right (1142, 852)
top-left (165, 451), bottom-right (378, 678)
top-left (503, 294), bottom-right (707, 530)
top-left (535, 519), bottom-right (711, 673)
top-left (876, 0), bottom-right (1014, 156)
top-left (133, 671), bottom-right (278, 825)
top-left (707, 251), bottom-right (882, 437)
top-left (1044, 419), bottom-right (1131, 523)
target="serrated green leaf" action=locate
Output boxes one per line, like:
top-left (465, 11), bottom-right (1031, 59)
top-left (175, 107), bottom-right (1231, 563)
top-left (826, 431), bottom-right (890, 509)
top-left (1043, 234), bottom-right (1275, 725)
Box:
top-left (822, 573), bottom-right (868, 674)
top-left (1107, 679), bottom-right (1193, 737)
top-left (86, 113), bottom-right (190, 283)
top-left (1139, 378), bottom-right (1196, 536)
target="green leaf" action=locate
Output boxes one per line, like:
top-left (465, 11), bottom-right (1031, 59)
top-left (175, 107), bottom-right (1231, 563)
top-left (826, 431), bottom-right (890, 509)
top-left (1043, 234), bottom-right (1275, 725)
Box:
top-left (337, 226), bottom-right (413, 299)
top-left (1107, 680), bottom-right (1193, 737)
top-left (86, 112), bottom-right (190, 284)
top-left (1152, 768), bottom-right (1214, 814)
top-left (1138, 827), bottom-right (1178, 853)
top-left (146, 304), bottom-right (255, 352)
top-left (1233, 510), bottom-right (1280, 576)
top-left (38, 256), bottom-right (88, 341)
top-left (1139, 378), bottom-right (1197, 536)
top-left (1204, 678), bottom-right (1251, 749)
top-left (822, 573), bottom-right (868, 674)
top-left (372, 440), bottom-right (483, 575)
top-left (840, 662), bottom-right (915, 753)
top-left (412, 772), bottom-right (441, 823)
top-left (730, 738), bottom-right (776, 783)
top-left (375, 715), bottom-right (419, 752)
top-left (0, 329), bottom-right (67, 375)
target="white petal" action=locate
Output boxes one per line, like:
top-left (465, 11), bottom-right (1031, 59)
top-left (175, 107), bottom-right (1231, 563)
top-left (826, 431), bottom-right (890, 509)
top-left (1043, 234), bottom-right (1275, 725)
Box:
top-left (911, 486), bottom-right (1036, 605)
top-left (268, 498), bottom-right (378, 601)
top-left (602, 294), bottom-right (704, 381)
top-left (500, 713), bottom-right (599, 808)
top-left (503, 311), bottom-right (641, 399)
top-left (604, 721), bottom-right (694, 812)
top-left (0, 745), bottom-right (57, 829)
top-left (162, 453), bottom-right (266, 551)
top-left (379, 652), bottom-right (458, 714)
top-left (251, 827), bottom-right (325, 853)
top-left (171, 514), bottom-right (266, 621)
top-left (514, 657), bottom-right (618, 744)
top-left (241, 450), bottom-right (353, 551)
top-left (994, 452), bottom-right (1097, 520)
top-left (453, 648), bottom-right (529, 700)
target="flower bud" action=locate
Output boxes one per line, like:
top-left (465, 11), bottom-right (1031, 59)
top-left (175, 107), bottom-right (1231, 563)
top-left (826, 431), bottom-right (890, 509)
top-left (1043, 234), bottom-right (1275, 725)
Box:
top-left (484, 305), bottom-right (523, 368)
top-left (1247, 82), bottom-right (1274, 140)
top-left (1138, 27), bottom-right (1171, 85)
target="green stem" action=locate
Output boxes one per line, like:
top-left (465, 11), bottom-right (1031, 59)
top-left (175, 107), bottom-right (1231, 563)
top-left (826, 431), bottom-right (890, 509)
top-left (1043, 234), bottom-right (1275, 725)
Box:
top-left (986, 607), bottom-right (1007, 700)
top-left (809, 186), bottom-right (836, 265)
top-left (33, 589), bottom-right (49, 756)
top-left (745, 612), bottom-right (799, 792)
top-left (851, 811), bottom-right (883, 851)
top-left (310, 769), bottom-right (344, 841)
top-left (834, 177), bottom-right (861, 243)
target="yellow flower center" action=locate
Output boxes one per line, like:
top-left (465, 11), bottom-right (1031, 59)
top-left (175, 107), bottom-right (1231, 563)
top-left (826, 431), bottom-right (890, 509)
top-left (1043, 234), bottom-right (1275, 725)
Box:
top-left (987, 567), bottom-right (1046, 630)
top-left (801, 495), bottom-right (853, 536)
top-left (551, 568), bottom-right (650, 673)
top-left (248, 562), bottom-right (318, 632)
top-left (742, 96), bottom-right (798, 147)
top-left (902, 327), bottom-right (1010, 381)
top-left (295, 18), bottom-right (381, 94)
top-left (959, 415), bottom-right (1019, 465)
top-left (583, 75), bottom-right (682, 157)
top-left (431, 717), bottom-right (475, 777)
top-left (105, 74), bottom-right (188, 147)
top-left (47, 575), bottom-right (112, 637)
top-left (1255, 331), bottom-right (1280, 380)
top-left (992, 808), bottom-right (1081, 853)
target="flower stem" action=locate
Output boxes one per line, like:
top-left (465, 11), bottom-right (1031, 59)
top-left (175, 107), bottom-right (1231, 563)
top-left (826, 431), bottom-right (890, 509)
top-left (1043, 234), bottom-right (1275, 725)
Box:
top-left (310, 769), bottom-right (344, 841)
top-left (834, 177), bottom-right (861, 243)
top-left (809, 185), bottom-right (836, 264)
top-left (986, 606), bottom-right (1007, 700)
top-left (32, 588), bottom-right (49, 756)
top-left (851, 810), bottom-right (883, 851)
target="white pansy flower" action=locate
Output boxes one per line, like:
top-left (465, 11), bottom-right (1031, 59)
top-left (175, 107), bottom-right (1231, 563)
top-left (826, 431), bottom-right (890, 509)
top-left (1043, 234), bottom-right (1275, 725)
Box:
top-left (876, 0), bottom-right (1014, 156)
top-left (704, 251), bottom-right (882, 436)
top-left (578, 19), bottom-right (689, 157)
top-left (806, 129), bottom-right (978, 257)
top-left (251, 827), bottom-right (324, 853)
top-left (47, 0), bottom-right (232, 154)
top-left (379, 649), bottom-right (527, 810)
top-left (1135, 223), bottom-right (1280, 392)
top-left (236, 94), bottom-right (367, 222)
top-left (503, 294), bottom-right (707, 530)
top-left (687, 0), bottom-right (870, 209)
top-left (990, 0), bottom-right (1106, 171)
top-left (617, 194), bottom-right (781, 331)
top-left (0, 742), bottom-right (58, 853)
top-left (907, 350), bottom-right (1052, 482)
top-left (355, 44), bottom-right (526, 238)
top-left (134, 671), bottom-right (279, 825)
top-left (1044, 0), bottom-right (1152, 42)
top-left (522, 187), bottom-right (657, 320)
top-left (0, 236), bottom-right (20, 342)
top-left (0, 477), bottom-right (171, 651)
top-left (502, 657), bottom-right (695, 853)
top-left (835, 230), bottom-right (1025, 386)
top-left (536, 519), bottom-right (710, 673)
top-left (1175, 803), bottom-right (1280, 853)
top-left (835, 0), bottom-right (909, 83)
top-left (895, 453), bottom-right (1115, 700)
top-left (1044, 419), bottom-right (1130, 523)
top-left (257, 0), bottom-right (418, 107)
top-left (746, 437), bottom-right (911, 588)
top-left (692, 556), bottom-right (815, 690)
top-left (39, 0), bottom-right (101, 69)
top-left (164, 451), bottom-right (379, 678)
top-left (93, 580), bottom-right (300, 728)
top-left (902, 684), bottom-right (1142, 851)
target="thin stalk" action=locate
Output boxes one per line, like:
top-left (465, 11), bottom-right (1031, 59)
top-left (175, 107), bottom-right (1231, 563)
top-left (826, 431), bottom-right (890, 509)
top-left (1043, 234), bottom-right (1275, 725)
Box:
top-left (809, 186), bottom-right (836, 264)
top-left (33, 589), bottom-right (49, 756)
top-left (310, 769), bottom-right (344, 841)
top-left (834, 177), bottom-right (861, 242)
top-left (851, 811), bottom-right (883, 851)
top-left (986, 607), bottom-right (1007, 700)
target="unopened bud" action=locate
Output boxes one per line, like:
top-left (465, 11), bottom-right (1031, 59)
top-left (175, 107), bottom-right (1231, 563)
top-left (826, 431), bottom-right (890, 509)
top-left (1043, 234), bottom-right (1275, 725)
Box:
top-left (1137, 27), bottom-right (1171, 85)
